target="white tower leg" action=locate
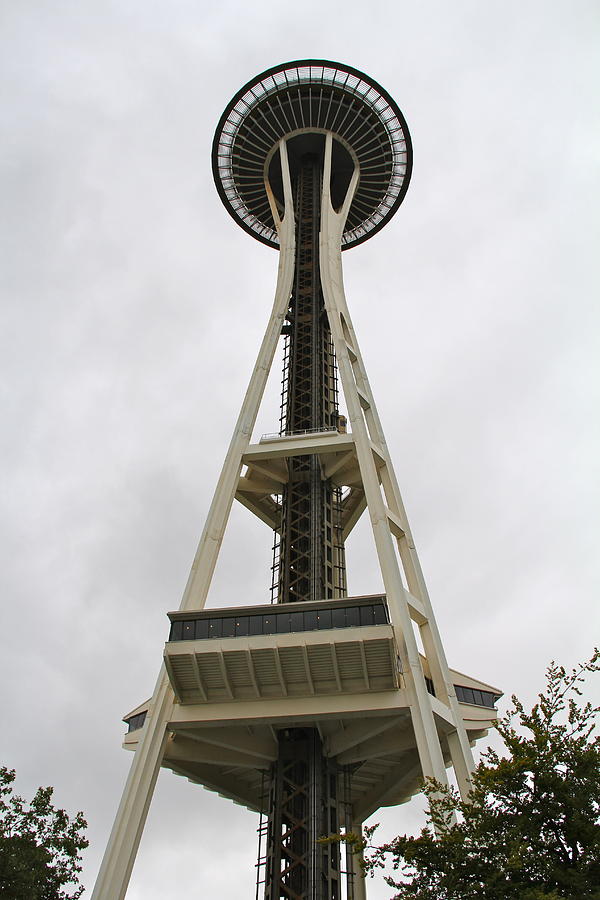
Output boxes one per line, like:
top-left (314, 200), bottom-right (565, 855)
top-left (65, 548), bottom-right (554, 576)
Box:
top-left (92, 143), bottom-right (296, 899)
top-left (319, 133), bottom-right (474, 801)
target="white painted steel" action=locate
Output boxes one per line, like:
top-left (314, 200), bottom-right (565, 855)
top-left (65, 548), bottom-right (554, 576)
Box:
top-left (318, 131), bottom-right (475, 807)
top-left (92, 141), bottom-right (297, 900)
top-left (91, 670), bottom-right (173, 900)
top-left (94, 129), bottom-right (486, 897)
top-left (319, 133), bottom-right (449, 793)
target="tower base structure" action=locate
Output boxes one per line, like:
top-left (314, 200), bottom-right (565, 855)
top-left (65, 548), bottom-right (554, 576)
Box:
top-left (92, 62), bottom-right (501, 900)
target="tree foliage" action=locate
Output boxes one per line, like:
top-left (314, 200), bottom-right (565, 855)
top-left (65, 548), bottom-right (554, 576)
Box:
top-left (359, 652), bottom-right (600, 899)
top-left (0, 767), bottom-right (88, 900)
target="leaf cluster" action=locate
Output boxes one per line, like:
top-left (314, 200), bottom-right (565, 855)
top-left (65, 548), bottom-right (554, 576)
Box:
top-left (361, 651), bottom-right (600, 899)
top-left (0, 767), bottom-right (88, 900)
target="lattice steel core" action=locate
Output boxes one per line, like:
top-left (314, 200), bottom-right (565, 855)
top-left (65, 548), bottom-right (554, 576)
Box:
top-left (276, 152), bottom-right (346, 607)
top-left (260, 729), bottom-right (352, 900)
top-left (262, 147), bottom-right (350, 898)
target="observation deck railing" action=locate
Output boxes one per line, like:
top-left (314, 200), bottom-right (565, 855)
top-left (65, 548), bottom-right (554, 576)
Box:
top-left (167, 595), bottom-right (388, 642)
top-left (259, 425), bottom-right (339, 442)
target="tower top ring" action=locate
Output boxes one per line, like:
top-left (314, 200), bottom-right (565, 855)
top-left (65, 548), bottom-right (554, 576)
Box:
top-left (212, 60), bottom-right (413, 250)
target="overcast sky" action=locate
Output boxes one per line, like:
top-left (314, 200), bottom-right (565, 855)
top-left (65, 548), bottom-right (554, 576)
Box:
top-left (1, 2), bottom-right (599, 898)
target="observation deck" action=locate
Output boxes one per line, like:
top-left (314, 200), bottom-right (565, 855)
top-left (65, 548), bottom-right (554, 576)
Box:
top-left (164, 595), bottom-right (398, 705)
top-left (122, 594), bottom-right (501, 820)
top-left (212, 60), bottom-right (412, 249)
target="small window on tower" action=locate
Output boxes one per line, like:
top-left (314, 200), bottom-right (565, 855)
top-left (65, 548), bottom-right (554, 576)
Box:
top-left (195, 619), bottom-right (209, 640)
top-left (221, 617), bottom-right (235, 638)
top-left (373, 604), bottom-right (388, 625)
top-left (359, 605), bottom-right (374, 626)
top-left (332, 607), bottom-right (346, 628)
top-left (235, 616), bottom-right (248, 636)
top-left (249, 615), bottom-right (262, 636)
top-left (170, 621), bottom-right (183, 641)
top-left (208, 618), bottom-right (222, 639)
top-left (317, 609), bottom-right (332, 630)
top-left (345, 606), bottom-right (359, 627)
top-left (305, 610), bottom-right (318, 631)
top-left (277, 613), bottom-right (291, 633)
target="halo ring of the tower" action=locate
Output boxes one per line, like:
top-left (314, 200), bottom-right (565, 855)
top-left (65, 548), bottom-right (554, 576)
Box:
top-left (212, 59), bottom-right (413, 250)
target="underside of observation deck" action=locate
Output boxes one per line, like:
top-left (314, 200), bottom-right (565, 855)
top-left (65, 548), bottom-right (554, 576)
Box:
top-left (212, 60), bottom-right (412, 249)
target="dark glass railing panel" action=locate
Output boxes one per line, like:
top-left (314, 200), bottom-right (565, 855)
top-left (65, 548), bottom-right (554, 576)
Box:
top-left (426, 678), bottom-right (498, 709)
top-left (124, 711), bottom-right (147, 733)
top-left (455, 685), bottom-right (500, 709)
top-left (168, 599), bottom-right (389, 643)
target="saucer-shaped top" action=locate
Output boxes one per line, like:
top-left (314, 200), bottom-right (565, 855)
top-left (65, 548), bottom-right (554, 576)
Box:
top-left (212, 60), bottom-right (412, 250)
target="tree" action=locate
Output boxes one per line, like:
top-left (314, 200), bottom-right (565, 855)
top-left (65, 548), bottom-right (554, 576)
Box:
top-left (358, 652), bottom-right (600, 899)
top-left (0, 767), bottom-right (88, 900)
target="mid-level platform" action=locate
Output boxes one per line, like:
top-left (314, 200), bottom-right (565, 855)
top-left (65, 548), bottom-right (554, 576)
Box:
top-left (123, 595), bottom-right (501, 821)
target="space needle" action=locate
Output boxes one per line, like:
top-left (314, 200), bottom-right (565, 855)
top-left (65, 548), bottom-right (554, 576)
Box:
top-left (93, 60), bottom-right (500, 900)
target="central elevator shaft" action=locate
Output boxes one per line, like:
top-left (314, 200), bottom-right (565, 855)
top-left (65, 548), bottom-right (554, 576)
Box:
top-left (262, 153), bottom-right (350, 900)
top-left (278, 153), bottom-right (346, 607)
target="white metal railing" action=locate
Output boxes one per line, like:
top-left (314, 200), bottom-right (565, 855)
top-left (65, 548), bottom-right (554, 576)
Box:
top-left (259, 425), bottom-right (339, 442)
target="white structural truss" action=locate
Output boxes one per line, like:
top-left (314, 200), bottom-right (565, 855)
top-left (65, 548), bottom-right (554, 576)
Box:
top-left (92, 64), bottom-right (500, 900)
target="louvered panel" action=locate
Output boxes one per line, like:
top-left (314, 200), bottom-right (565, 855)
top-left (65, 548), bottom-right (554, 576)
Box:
top-left (170, 656), bottom-right (197, 692)
top-left (307, 645), bottom-right (334, 679)
top-left (250, 649), bottom-right (279, 685)
top-left (365, 640), bottom-right (395, 675)
top-left (196, 653), bottom-right (224, 688)
top-left (278, 647), bottom-right (306, 683)
top-left (165, 632), bottom-right (399, 703)
top-left (333, 642), bottom-right (362, 680)
top-left (223, 651), bottom-right (251, 686)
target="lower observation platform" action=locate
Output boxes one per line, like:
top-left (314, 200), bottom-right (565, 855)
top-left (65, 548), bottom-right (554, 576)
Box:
top-left (165, 595), bottom-right (397, 704)
top-left (123, 595), bottom-right (501, 821)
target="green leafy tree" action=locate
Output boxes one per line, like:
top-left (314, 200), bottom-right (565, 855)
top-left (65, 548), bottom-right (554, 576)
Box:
top-left (0, 767), bottom-right (88, 900)
top-left (357, 651), bottom-right (600, 899)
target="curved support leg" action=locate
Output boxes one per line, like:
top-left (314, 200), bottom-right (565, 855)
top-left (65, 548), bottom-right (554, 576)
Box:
top-left (322, 148), bottom-right (475, 795)
top-left (92, 145), bottom-right (297, 900)
top-left (91, 672), bottom-right (173, 900)
top-left (180, 140), bottom-right (296, 612)
top-left (319, 134), bottom-right (449, 791)
top-left (319, 133), bottom-right (458, 807)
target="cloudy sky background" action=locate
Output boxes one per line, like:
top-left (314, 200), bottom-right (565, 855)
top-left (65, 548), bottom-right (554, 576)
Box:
top-left (1, 2), bottom-right (599, 897)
